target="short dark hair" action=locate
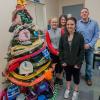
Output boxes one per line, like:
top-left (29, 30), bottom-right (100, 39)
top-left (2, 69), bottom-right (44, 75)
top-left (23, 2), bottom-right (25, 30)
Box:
top-left (81, 8), bottom-right (89, 12)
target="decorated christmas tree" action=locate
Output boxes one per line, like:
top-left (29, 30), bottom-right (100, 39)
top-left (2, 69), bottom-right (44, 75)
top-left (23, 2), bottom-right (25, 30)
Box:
top-left (2, 0), bottom-right (54, 99)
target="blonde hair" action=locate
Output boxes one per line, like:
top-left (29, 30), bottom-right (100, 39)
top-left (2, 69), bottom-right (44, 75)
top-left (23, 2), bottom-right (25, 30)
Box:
top-left (51, 17), bottom-right (58, 23)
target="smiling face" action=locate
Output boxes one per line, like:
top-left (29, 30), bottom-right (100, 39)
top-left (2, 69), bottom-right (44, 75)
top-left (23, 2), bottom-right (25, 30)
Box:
top-left (60, 16), bottom-right (67, 27)
top-left (66, 19), bottom-right (76, 33)
top-left (51, 18), bottom-right (58, 29)
top-left (80, 8), bottom-right (89, 21)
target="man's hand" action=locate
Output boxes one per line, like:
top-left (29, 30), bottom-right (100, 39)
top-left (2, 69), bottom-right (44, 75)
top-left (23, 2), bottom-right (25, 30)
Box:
top-left (84, 44), bottom-right (90, 49)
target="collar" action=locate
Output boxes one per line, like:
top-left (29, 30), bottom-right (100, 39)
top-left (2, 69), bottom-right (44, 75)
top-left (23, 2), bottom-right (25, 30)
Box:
top-left (51, 28), bottom-right (58, 32)
top-left (80, 18), bottom-right (91, 23)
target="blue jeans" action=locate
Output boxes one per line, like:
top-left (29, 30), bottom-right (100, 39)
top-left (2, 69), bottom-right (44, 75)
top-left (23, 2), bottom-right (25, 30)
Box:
top-left (85, 48), bottom-right (94, 80)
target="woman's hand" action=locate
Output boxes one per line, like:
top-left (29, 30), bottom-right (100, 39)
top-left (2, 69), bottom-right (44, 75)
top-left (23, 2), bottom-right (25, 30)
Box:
top-left (52, 63), bottom-right (57, 71)
top-left (74, 65), bottom-right (80, 69)
top-left (56, 51), bottom-right (59, 56)
top-left (62, 63), bottom-right (67, 67)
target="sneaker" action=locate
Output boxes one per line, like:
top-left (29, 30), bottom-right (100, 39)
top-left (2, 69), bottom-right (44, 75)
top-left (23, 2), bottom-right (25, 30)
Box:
top-left (86, 80), bottom-right (92, 86)
top-left (72, 91), bottom-right (79, 100)
top-left (64, 89), bottom-right (70, 99)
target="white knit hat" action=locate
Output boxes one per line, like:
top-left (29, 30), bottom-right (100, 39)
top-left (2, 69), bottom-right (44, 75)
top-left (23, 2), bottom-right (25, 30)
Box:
top-left (19, 61), bottom-right (33, 75)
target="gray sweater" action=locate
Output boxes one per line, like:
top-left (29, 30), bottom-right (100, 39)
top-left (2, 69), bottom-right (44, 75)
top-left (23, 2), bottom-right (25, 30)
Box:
top-left (48, 28), bottom-right (61, 49)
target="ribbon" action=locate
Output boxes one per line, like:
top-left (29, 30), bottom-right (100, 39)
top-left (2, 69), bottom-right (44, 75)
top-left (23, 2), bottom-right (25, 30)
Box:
top-left (11, 61), bottom-right (51, 80)
top-left (10, 38), bottom-right (43, 56)
top-left (8, 43), bottom-right (46, 72)
top-left (4, 69), bottom-right (52, 87)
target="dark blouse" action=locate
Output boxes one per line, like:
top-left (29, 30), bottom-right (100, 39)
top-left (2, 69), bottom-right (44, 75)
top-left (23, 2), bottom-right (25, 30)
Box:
top-left (59, 31), bottom-right (84, 66)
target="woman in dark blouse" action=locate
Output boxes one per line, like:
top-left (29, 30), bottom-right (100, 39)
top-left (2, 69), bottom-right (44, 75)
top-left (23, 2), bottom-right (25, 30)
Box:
top-left (59, 17), bottom-right (84, 100)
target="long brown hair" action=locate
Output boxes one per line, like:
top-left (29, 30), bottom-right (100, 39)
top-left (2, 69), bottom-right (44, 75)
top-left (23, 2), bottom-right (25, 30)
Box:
top-left (59, 15), bottom-right (67, 28)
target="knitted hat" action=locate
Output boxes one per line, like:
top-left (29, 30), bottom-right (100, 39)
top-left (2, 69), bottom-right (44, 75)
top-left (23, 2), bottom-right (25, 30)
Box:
top-left (16, 93), bottom-right (26, 100)
top-left (12, 9), bottom-right (33, 24)
top-left (19, 61), bottom-right (33, 75)
top-left (17, 0), bottom-right (26, 6)
top-left (14, 24), bottom-right (34, 34)
top-left (17, 9), bottom-right (33, 24)
top-left (7, 84), bottom-right (20, 100)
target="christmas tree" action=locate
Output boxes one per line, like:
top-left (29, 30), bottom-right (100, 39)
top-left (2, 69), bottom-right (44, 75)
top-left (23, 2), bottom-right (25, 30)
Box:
top-left (2, 0), bottom-right (54, 99)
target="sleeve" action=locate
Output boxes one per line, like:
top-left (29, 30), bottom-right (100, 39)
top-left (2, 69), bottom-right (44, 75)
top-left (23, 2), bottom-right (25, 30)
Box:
top-left (45, 31), bottom-right (59, 55)
top-left (59, 35), bottom-right (65, 64)
top-left (88, 22), bottom-right (99, 47)
top-left (77, 34), bottom-right (85, 66)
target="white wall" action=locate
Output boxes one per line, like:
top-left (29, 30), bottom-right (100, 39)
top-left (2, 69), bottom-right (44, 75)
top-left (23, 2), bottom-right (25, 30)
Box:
top-left (58, 0), bottom-right (84, 15)
top-left (85, 0), bottom-right (100, 26)
top-left (0, 0), bottom-right (16, 90)
top-left (44, 0), bottom-right (59, 20)
top-left (27, 1), bottom-right (47, 30)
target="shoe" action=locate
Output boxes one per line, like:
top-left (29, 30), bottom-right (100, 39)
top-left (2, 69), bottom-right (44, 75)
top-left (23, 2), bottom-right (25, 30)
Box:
top-left (72, 91), bottom-right (79, 100)
top-left (86, 80), bottom-right (92, 86)
top-left (64, 89), bottom-right (70, 99)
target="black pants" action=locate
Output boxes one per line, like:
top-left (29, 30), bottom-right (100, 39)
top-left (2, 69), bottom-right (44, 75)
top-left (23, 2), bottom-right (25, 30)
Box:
top-left (64, 65), bottom-right (80, 85)
top-left (50, 53), bottom-right (63, 73)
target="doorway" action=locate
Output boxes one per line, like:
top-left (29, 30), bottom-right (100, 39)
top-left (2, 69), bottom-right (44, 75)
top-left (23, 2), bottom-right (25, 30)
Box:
top-left (63, 4), bottom-right (83, 20)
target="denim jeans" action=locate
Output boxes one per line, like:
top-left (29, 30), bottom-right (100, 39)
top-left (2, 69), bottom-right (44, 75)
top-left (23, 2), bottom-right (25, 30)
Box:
top-left (85, 48), bottom-right (94, 80)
